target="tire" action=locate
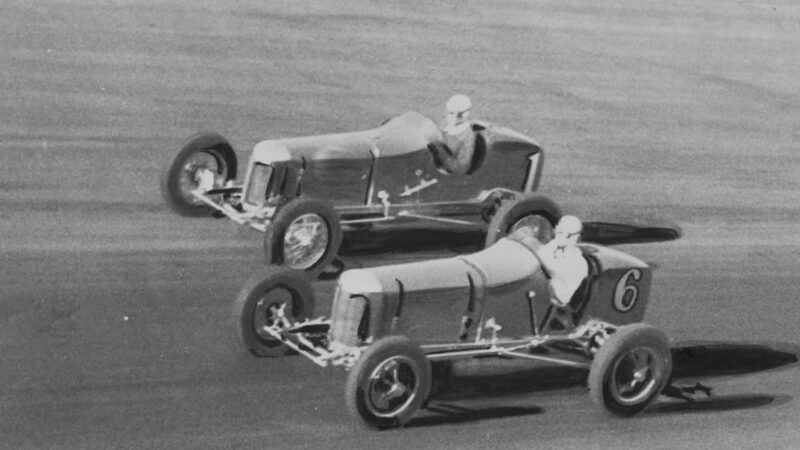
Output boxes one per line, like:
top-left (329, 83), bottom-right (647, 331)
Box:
top-left (264, 198), bottom-right (343, 277)
top-left (233, 268), bottom-right (315, 357)
top-left (484, 193), bottom-right (561, 247)
top-left (345, 336), bottom-right (432, 429)
top-left (160, 132), bottom-right (238, 217)
top-left (588, 324), bottom-right (672, 417)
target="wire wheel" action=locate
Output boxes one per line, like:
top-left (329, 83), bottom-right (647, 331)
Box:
top-left (233, 268), bottom-right (314, 357)
top-left (345, 336), bottom-right (431, 429)
top-left (250, 285), bottom-right (296, 343)
top-left (177, 149), bottom-right (228, 206)
top-left (484, 193), bottom-right (560, 248)
top-left (160, 132), bottom-right (237, 217)
top-left (282, 213), bottom-right (330, 270)
top-left (265, 199), bottom-right (342, 276)
top-left (364, 355), bottom-right (423, 418)
top-left (607, 346), bottom-right (661, 405)
top-left (588, 323), bottom-right (671, 417)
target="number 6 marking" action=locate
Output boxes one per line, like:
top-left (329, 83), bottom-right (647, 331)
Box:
top-left (613, 268), bottom-right (642, 312)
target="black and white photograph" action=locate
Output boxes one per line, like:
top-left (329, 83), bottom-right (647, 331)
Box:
top-left (2, 1), bottom-right (799, 448)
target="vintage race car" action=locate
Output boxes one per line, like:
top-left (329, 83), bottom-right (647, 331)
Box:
top-left (161, 111), bottom-right (556, 275)
top-left (234, 225), bottom-right (674, 428)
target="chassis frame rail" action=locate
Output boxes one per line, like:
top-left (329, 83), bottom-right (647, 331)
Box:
top-left (261, 318), bottom-right (615, 370)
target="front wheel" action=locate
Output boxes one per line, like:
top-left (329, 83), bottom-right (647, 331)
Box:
top-left (345, 336), bottom-right (432, 429)
top-left (264, 198), bottom-right (343, 277)
top-left (160, 132), bottom-right (238, 217)
top-left (484, 193), bottom-right (560, 247)
top-left (233, 268), bottom-right (315, 357)
top-left (588, 324), bottom-right (672, 417)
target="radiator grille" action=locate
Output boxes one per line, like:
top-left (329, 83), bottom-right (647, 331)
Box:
top-left (330, 290), bottom-right (369, 347)
top-left (244, 163), bottom-right (273, 206)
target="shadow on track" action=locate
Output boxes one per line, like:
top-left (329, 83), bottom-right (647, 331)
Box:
top-left (415, 342), bottom-right (798, 424)
top-left (670, 341), bottom-right (799, 378)
top-left (581, 220), bottom-right (681, 245)
top-left (408, 403), bottom-right (544, 428)
top-left (647, 393), bottom-right (792, 415)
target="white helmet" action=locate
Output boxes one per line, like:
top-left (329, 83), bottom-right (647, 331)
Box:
top-left (556, 215), bottom-right (583, 237)
top-left (445, 94), bottom-right (472, 129)
top-left (446, 94), bottom-right (472, 117)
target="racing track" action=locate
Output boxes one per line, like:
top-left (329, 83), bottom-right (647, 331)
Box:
top-left (2, 1), bottom-right (799, 448)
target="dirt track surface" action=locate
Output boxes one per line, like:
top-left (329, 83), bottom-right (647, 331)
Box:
top-left (2, 1), bottom-right (799, 448)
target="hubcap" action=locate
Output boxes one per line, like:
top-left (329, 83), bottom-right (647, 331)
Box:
top-left (609, 346), bottom-right (661, 405)
top-left (179, 150), bottom-right (227, 205)
top-left (283, 213), bottom-right (330, 270)
top-left (252, 287), bottom-right (294, 342)
top-left (365, 356), bottom-right (421, 418)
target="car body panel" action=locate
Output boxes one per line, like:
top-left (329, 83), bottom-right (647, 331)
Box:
top-left (339, 257), bottom-right (475, 343)
top-left (331, 231), bottom-right (652, 348)
top-left (580, 245), bottom-right (651, 325)
top-left (300, 146), bottom-right (375, 206)
top-left (244, 111), bottom-right (544, 213)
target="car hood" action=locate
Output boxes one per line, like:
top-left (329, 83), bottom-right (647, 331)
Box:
top-left (338, 237), bottom-right (541, 298)
top-left (250, 111), bottom-right (441, 164)
top-left (368, 111), bottom-right (441, 157)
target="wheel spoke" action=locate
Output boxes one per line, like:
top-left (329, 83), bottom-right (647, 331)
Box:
top-left (366, 357), bottom-right (418, 417)
top-left (377, 361), bottom-right (408, 403)
top-left (632, 350), bottom-right (651, 372)
top-left (283, 214), bottom-right (329, 269)
top-left (177, 150), bottom-right (226, 205)
top-left (253, 288), bottom-right (294, 341)
top-left (383, 360), bottom-right (400, 382)
top-left (610, 347), bottom-right (661, 404)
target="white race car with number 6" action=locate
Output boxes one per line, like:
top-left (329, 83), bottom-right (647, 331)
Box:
top-left (234, 225), bottom-right (674, 428)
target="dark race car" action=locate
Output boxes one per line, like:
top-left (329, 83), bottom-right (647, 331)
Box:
top-left (161, 111), bottom-right (556, 275)
top-left (234, 225), bottom-right (676, 428)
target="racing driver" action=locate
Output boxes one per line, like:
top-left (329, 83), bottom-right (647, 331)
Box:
top-left (537, 215), bottom-right (589, 307)
top-left (432, 94), bottom-right (477, 175)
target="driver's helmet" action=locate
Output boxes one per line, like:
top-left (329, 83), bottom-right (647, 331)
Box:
top-left (554, 215), bottom-right (583, 246)
top-left (444, 94), bottom-right (472, 129)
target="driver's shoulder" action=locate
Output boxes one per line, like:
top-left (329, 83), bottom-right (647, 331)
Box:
top-left (471, 120), bottom-right (488, 132)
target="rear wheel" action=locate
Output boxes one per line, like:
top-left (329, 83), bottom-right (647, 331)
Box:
top-left (160, 132), bottom-right (238, 217)
top-left (345, 336), bottom-right (432, 429)
top-left (233, 268), bottom-right (314, 357)
top-left (264, 198), bottom-right (343, 277)
top-left (484, 193), bottom-right (560, 247)
top-left (588, 324), bottom-right (672, 416)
